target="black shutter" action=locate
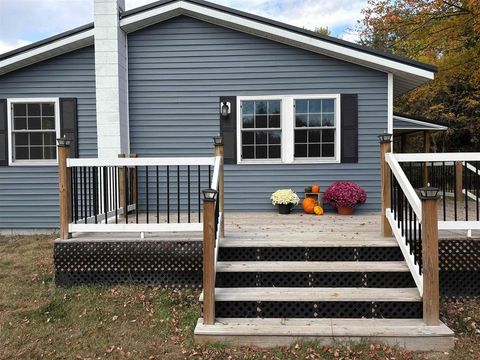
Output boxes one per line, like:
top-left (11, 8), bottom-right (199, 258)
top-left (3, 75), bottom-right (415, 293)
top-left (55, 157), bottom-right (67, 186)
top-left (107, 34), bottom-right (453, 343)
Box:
top-left (220, 96), bottom-right (237, 164)
top-left (0, 99), bottom-right (7, 166)
top-left (340, 94), bottom-right (358, 163)
top-left (59, 98), bottom-right (78, 158)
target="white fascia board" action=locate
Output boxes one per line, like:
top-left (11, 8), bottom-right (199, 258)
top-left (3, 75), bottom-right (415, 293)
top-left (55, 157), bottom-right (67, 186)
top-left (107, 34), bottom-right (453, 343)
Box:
top-left (393, 115), bottom-right (448, 130)
top-left (0, 29), bottom-right (94, 75)
top-left (120, 1), bottom-right (435, 80)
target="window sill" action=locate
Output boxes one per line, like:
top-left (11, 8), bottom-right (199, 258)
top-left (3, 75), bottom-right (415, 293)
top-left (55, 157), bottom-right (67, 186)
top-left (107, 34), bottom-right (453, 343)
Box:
top-left (238, 159), bottom-right (284, 165)
top-left (9, 161), bottom-right (58, 167)
top-left (291, 158), bottom-right (340, 164)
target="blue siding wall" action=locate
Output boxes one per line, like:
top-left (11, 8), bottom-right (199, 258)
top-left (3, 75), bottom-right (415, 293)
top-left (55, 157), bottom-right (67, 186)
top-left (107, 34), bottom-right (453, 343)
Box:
top-left (128, 16), bottom-right (388, 212)
top-left (0, 46), bottom-right (96, 228)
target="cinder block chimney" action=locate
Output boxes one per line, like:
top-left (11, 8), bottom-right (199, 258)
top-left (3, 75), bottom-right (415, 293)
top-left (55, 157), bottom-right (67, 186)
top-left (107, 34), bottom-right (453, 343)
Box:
top-left (94, 0), bottom-right (129, 158)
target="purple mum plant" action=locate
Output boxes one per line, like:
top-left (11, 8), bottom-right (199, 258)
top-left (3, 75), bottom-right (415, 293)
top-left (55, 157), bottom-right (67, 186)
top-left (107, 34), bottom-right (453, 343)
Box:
top-left (323, 182), bottom-right (367, 208)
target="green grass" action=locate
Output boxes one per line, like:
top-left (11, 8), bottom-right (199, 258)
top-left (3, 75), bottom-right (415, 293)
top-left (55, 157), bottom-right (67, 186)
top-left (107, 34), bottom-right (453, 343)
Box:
top-left (0, 235), bottom-right (478, 359)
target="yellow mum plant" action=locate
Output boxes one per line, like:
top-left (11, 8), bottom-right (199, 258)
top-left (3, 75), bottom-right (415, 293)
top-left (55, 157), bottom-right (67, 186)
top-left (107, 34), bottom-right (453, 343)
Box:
top-left (270, 189), bottom-right (300, 206)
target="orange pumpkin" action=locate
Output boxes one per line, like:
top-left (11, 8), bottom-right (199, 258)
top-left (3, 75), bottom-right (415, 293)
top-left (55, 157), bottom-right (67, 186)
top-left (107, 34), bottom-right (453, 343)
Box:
top-left (302, 197), bottom-right (316, 214)
top-left (314, 205), bottom-right (324, 215)
top-left (312, 184), bottom-right (320, 193)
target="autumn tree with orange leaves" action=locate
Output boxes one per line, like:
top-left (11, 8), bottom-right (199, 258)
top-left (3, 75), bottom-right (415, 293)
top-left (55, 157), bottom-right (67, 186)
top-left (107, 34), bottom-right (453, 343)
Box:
top-left (358, 0), bottom-right (480, 150)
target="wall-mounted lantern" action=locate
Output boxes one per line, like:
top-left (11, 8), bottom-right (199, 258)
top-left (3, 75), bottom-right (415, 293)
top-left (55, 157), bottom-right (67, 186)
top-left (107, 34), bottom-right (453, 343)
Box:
top-left (220, 101), bottom-right (231, 118)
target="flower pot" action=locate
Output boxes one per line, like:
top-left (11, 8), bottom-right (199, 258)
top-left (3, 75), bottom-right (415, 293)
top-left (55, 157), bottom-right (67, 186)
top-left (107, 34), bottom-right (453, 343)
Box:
top-left (278, 204), bottom-right (293, 214)
top-left (337, 206), bottom-right (353, 215)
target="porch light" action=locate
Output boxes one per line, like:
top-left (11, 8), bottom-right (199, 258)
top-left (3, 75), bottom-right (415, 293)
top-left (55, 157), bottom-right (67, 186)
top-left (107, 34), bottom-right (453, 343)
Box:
top-left (57, 136), bottom-right (71, 147)
top-left (419, 184), bottom-right (440, 200)
top-left (213, 136), bottom-right (224, 146)
top-left (220, 101), bottom-right (231, 118)
top-left (202, 188), bottom-right (218, 201)
top-left (378, 132), bottom-right (393, 144)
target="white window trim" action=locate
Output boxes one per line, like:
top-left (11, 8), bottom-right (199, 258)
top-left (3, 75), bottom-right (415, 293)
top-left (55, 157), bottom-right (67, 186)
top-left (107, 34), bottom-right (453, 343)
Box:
top-left (7, 97), bottom-right (61, 166)
top-left (236, 94), bottom-right (341, 165)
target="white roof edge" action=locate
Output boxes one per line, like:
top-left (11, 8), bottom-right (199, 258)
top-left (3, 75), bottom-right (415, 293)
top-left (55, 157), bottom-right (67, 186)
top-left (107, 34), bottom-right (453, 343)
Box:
top-left (0, 29), bottom-right (94, 76)
top-left (120, 1), bottom-right (435, 80)
top-left (394, 115), bottom-right (448, 130)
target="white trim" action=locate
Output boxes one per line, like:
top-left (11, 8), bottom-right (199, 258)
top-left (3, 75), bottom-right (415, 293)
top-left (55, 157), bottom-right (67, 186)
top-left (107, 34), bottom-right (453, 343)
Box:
top-left (438, 221), bottom-right (480, 231)
top-left (386, 209), bottom-right (423, 296)
top-left (385, 152), bottom-right (422, 220)
top-left (0, 29), bottom-right (94, 75)
top-left (393, 115), bottom-right (447, 131)
top-left (7, 97), bottom-right (61, 166)
top-left (67, 156), bottom-right (216, 167)
top-left (394, 153), bottom-right (480, 162)
top-left (211, 156), bottom-right (221, 191)
top-left (69, 222), bottom-right (203, 233)
top-left (387, 73), bottom-right (393, 151)
top-left (119, 1), bottom-right (435, 80)
top-left (464, 161), bottom-right (480, 176)
top-left (236, 94), bottom-right (341, 165)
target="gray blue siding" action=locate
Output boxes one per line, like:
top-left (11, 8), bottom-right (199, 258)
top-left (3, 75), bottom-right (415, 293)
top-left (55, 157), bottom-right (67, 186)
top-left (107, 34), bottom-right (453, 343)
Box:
top-left (0, 46), bottom-right (96, 228)
top-left (128, 16), bottom-right (388, 211)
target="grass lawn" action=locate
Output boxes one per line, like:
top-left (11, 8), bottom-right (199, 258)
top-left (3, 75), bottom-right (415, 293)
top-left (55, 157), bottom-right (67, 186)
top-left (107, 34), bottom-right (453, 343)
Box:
top-left (0, 235), bottom-right (479, 359)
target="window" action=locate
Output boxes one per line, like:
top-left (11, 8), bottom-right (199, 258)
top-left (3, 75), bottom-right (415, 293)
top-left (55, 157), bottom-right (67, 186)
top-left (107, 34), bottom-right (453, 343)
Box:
top-left (240, 99), bottom-right (282, 160)
top-left (294, 98), bottom-right (336, 159)
top-left (8, 99), bottom-right (60, 164)
top-left (237, 95), bottom-right (340, 164)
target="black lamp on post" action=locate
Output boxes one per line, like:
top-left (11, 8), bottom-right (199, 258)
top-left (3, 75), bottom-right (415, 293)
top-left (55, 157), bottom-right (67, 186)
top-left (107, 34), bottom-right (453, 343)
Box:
top-left (378, 132), bottom-right (393, 144)
top-left (57, 136), bottom-right (72, 147)
top-left (202, 188), bottom-right (218, 202)
top-left (213, 136), bottom-right (223, 146)
top-left (419, 184), bottom-right (440, 200)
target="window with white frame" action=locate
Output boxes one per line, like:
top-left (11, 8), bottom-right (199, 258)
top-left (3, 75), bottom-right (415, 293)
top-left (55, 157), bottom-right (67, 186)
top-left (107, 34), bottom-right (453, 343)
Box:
top-left (9, 99), bottom-right (60, 164)
top-left (240, 99), bottom-right (282, 160)
top-left (237, 95), bottom-right (340, 164)
top-left (294, 98), bottom-right (336, 159)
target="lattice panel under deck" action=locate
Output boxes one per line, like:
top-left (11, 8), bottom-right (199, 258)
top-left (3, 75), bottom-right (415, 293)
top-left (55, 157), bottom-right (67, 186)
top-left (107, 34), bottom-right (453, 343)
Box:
top-left (216, 272), bottom-right (416, 288)
top-left (214, 301), bottom-right (423, 319)
top-left (54, 241), bottom-right (202, 288)
top-left (218, 247), bottom-right (404, 262)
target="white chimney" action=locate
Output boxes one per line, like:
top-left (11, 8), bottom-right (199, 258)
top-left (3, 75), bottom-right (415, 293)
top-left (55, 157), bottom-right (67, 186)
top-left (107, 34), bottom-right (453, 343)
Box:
top-left (94, 0), bottom-right (129, 158)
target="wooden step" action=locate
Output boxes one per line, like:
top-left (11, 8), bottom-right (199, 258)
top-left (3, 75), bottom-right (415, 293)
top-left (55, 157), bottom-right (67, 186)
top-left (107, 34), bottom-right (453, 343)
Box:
top-left (194, 318), bottom-right (455, 351)
top-left (200, 287), bottom-right (421, 302)
top-left (216, 261), bottom-right (409, 273)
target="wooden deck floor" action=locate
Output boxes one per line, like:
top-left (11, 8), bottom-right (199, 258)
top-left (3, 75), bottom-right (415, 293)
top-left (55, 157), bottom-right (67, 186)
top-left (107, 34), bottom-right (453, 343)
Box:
top-left (67, 210), bottom-right (476, 242)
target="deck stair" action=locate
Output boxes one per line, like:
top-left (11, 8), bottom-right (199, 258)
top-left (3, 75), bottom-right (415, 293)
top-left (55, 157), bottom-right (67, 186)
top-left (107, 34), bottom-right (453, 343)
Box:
top-left (194, 217), bottom-right (455, 351)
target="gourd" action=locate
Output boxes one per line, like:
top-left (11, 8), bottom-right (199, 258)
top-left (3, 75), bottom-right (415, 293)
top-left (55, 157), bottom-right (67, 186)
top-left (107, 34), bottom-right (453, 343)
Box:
top-left (312, 184), bottom-right (320, 193)
top-left (314, 205), bottom-right (324, 215)
top-left (302, 198), bottom-right (316, 214)
top-left (305, 186), bottom-right (312, 193)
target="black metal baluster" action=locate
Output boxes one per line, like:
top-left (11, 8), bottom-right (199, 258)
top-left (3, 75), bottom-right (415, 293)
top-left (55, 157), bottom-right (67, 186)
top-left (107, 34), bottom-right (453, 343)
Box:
top-left (188, 166), bottom-right (191, 223)
top-left (465, 162), bottom-right (468, 221)
top-left (198, 165), bottom-right (201, 223)
top-left (70, 166), bottom-right (74, 223)
top-left (103, 166), bottom-right (108, 222)
top-left (135, 166), bottom-right (139, 224)
top-left (146, 166), bottom-right (149, 224)
top-left (73, 167), bottom-right (78, 223)
top-left (83, 167), bottom-right (87, 224)
top-left (177, 165), bottom-right (180, 223)
top-left (114, 166), bottom-right (118, 224)
top-left (93, 167), bottom-right (98, 224)
top-left (125, 167), bottom-right (129, 224)
top-left (167, 166), bottom-right (170, 223)
top-left (156, 166), bottom-right (159, 224)
top-left (476, 161), bottom-right (479, 221)
top-left (442, 162), bottom-right (446, 221)
top-left (87, 167), bottom-right (91, 218)
top-left (454, 162), bottom-right (458, 221)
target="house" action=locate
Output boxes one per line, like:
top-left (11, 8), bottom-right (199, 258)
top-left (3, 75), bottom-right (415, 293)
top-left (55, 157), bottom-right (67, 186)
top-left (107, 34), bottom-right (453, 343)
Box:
top-left (4, 0), bottom-right (479, 350)
top-left (0, 0), bottom-right (439, 232)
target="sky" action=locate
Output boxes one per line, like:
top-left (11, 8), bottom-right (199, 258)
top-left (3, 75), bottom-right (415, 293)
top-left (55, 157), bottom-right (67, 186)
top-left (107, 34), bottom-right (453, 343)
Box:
top-left (0, 0), bottom-right (367, 55)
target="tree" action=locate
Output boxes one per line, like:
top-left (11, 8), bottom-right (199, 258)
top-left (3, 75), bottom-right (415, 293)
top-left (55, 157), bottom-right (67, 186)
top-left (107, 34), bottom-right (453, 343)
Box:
top-left (357, 0), bottom-right (480, 150)
top-left (315, 26), bottom-right (331, 36)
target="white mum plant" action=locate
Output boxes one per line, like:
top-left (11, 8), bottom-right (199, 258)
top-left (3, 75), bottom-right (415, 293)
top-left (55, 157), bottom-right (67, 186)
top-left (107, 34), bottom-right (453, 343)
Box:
top-left (270, 189), bottom-right (300, 206)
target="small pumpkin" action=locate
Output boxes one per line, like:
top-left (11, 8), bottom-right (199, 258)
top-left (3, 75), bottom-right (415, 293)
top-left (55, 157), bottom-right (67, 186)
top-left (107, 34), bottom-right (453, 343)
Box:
top-left (305, 186), bottom-right (312, 193)
top-left (302, 197), bottom-right (316, 214)
top-left (312, 184), bottom-right (320, 193)
top-left (314, 205), bottom-right (324, 215)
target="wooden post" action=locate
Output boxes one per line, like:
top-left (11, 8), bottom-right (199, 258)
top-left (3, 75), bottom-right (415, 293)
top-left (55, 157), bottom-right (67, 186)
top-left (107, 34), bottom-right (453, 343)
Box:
top-left (421, 193), bottom-right (440, 326)
top-left (214, 137), bottom-right (225, 238)
top-left (455, 160), bottom-right (463, 200)
top-left (58, 142), bottom-right (72, 239)
top-left (202, 195), bottom-right (216, 325)
top-left (118, 154), bottom-right (126, 218)
top-left (423, 131), bottom-right (430, 187)
top-left (129, 153), bottom-right (137, 208)
top-left (379, 136), bottom-right (393, 237)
